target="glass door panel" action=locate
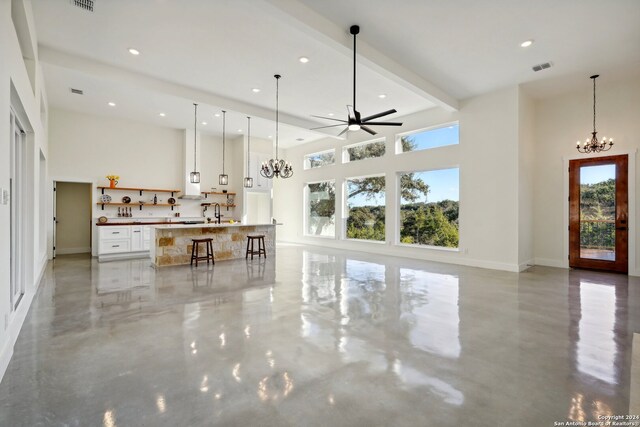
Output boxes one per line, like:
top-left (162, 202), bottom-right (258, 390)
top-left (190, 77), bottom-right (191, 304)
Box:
top-left (579, 164), bottom-right (616, 261)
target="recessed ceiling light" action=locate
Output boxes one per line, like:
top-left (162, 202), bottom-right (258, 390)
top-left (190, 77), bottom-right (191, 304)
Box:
top-left (128, 48), bottom-right (140, 55)
top-left (268, 135), bottom-right (272, 139)
top-left (159, 113), bottom-right (166, 117)
top-left (214, 113), bottom-right (220, 117)
top-left (299, 56), bottom-right (309, 63)
top-left (252, 88), bottom-right (260, 93)
top-left (237, 129), bottom-right (243, 132)
top-left (327, 113), bottom-right (334, 117)
top-left (520, 40), bottom-right (534, 48)
top-left (378, 94), bottom-right (387, 99)
top-left (108, 102), bottom-right (116, 107)
top-left (202, 121), bottom-right (207, 125)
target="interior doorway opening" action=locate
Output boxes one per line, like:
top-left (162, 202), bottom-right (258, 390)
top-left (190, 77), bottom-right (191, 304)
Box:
top-left (54, 181), bottom-right (92, 257)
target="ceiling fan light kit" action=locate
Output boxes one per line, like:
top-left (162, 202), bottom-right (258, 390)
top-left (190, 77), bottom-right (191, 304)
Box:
top-left (311, 25), bottom-right (403, 136)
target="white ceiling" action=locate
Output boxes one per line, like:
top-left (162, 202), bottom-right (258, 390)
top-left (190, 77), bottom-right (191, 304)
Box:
top-left (32, 0), bottom-right (640, 144)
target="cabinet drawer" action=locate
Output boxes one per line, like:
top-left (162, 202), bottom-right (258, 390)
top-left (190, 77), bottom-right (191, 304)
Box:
top-left (100, 226), bottom-right (131, 240)
top-left (99, 239), bottom-right (131, 254)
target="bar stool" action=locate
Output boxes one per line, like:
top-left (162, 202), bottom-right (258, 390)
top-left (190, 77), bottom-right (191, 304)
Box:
top-left (191, 238), bottom-right (214, 266)
top-left (245, 235), bottom-right (266, 260)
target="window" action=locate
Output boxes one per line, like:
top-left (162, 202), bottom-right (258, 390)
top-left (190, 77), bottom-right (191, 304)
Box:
top-left (399, 168), bottom-right (459, 248)
top-left (304, 149), bottom-right (335, 169)
top-left (305, 181), bottom-right (335, 237)
top-left (343, 139), bottom-right (385, 163)
top-left (398, 123), bottom-right (459, 153)
top-left (345, 175), bottom-right (385, 241)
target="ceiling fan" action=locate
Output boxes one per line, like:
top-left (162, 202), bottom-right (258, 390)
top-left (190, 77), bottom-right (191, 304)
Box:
top-left (311, 25), bottom-right (402, 136)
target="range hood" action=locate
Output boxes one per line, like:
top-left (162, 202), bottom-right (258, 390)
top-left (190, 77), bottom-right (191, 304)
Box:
top-left (179, 128), bottom-right (204, 200)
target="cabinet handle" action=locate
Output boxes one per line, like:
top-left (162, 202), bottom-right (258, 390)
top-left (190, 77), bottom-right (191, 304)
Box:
top-left (112, 232), bottom-right (120, 234)
top-left (133, 230), bottom-right (141, 233)
top-left (112, 245), bottom-right (120, 248)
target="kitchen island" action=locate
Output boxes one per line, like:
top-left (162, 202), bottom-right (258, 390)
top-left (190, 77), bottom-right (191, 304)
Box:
top-left (150, 223), bottom-right (275, 267)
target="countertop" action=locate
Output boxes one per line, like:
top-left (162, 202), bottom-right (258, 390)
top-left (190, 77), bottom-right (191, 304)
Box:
top-left (152, 223), bottom-right (276, 230)
top-left (96, 221), bottom-right (234, 226)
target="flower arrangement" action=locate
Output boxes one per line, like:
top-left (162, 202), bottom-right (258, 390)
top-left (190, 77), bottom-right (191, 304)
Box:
top-left (106, 174), bottom-right (120, 188)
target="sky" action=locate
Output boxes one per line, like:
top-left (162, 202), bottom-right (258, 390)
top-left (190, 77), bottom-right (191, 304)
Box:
top-left (405, 124), bottom-right (459, 151)
top-left (580, 164), bottom-right (615, 185)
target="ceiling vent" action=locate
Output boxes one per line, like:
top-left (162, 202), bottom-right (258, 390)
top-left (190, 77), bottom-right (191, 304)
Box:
top-left (532, 62), bottom-right (552, 72)
top-left (72, 0), bottom-right (94, 12)
top-left (70, 88), bottom-right (84, 95)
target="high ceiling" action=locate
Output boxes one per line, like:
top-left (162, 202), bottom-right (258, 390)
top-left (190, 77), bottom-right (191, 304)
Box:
top-left (32, 0), bottom-right (640, 145)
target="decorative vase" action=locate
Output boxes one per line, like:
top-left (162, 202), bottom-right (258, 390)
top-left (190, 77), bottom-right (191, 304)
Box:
top-left (109, 179), bottom-right (118, 188)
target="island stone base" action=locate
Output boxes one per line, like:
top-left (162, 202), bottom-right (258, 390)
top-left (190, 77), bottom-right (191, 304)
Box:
top-left (151, 225), bottom-right (275, 266)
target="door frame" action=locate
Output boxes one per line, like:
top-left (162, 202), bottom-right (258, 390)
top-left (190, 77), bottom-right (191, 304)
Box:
top-left (51, 177), bottom-right (96, 259)
top-left (562, 149), bottom-right (637, 276)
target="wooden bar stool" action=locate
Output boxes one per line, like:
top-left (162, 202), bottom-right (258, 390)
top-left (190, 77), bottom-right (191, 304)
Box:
top-left (191, 238), bottom-right (214, 266)
top-left (245, 235), bottom-right (266, 260)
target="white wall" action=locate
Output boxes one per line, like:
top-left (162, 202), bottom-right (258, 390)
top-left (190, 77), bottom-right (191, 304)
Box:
top-left (48, 108), bottom-right (242, 221)
top-left (274, 86), bottom-right (528, 272)
top-left (518, 88), bottom-right (535, 268)
top-left (0, 0), bottom-right (49, 381)
top-left (533, 75), bottom-right (640, 275)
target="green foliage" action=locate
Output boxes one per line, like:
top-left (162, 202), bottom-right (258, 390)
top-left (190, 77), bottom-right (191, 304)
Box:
top-left (400, 201), bottom-right (459, 247)
top-left (579, 179), bottom-right (615, 249)
top-left (346, 206), bottom-right (385, 241)
top-left (346, 140), bottom-right (385, 161)
top-left (308, 182), bottom-right (335, 235)
top-left (308, 151), bottom-right (335, 168)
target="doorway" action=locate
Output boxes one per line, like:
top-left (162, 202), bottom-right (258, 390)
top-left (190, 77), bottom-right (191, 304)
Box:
top-left (569, 154), bottom-right (628, 273)
top-left (54, 182), bottom-right (92, 256)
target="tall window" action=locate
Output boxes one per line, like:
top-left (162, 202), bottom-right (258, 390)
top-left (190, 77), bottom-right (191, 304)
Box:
top-left (398, 123), bottom-right (459, 153)
top-left (399, 168), bottom-right (459, 248)
top-left (345, 175), bottom-right (385, 241)
top-left (304, 150), bottom-right (335, 169)
top-left (343, 139), bottom-right (385, 163)
top-left (305, 181), bottom-right (335, 237)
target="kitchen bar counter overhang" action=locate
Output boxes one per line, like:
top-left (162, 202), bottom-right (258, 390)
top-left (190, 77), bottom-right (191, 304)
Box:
top-left (150, 223), bottom-right (275, 266)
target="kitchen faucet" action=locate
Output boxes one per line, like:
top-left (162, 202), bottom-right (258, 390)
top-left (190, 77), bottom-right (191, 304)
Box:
top-left (213, 203), bottom-right (222, 224)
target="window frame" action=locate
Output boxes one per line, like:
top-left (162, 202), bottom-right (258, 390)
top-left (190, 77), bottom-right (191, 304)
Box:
top-left (342, 138), bottom-right (386, 164)
top-left (303, 179), bottom-right (337, 239)
top-left (395, 166), bottom-right (460, 251)
top-left (303, 148), bottom-right (336, 170)
top-left (395, 121), bottom-right (459, 155)
top-left (343, 173), bottom-right (387, 243)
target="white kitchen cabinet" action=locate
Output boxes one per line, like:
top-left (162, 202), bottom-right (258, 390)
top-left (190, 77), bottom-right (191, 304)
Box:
top-left (97, 224), bottom-right (153, 261)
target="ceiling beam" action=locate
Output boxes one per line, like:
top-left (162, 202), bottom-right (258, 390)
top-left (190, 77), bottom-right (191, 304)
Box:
top-left (39, 46), bottom-right (338, 137)
top-left (259, 0), bottom-right (459, 112)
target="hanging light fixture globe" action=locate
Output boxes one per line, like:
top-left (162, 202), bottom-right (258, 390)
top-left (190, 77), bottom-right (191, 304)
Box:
top-left (244, 116), bottom-right (254, 188)
top-left (260, 74), bottom-right (293, 179)
top-left (219, 110), bottom-right (229, 185)
top-left (576, 75), bottom-right (614, 154)
top-left (190, 103), bottom-right (200, 184)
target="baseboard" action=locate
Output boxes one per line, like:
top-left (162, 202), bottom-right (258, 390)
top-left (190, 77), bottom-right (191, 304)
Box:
top-left (56, 247), bottom-right (91, 255)
top-left (518, 259), bottom-right (535, 272)
top-left (534, 257), bottom-right (568, 269)
top-left (98, 251), bottom-right (151, 262)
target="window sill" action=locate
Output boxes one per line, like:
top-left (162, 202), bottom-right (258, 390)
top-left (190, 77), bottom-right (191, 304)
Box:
top-left (303, 234), bottom-right (336, 239)
top-left (345, 238), bottom-right (386, 244)
top-left (395, 243), bottom-right (459, 252)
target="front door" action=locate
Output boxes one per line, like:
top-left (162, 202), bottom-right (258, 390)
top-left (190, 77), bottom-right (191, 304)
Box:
top-left (569, 154), bottom-right (628, 273)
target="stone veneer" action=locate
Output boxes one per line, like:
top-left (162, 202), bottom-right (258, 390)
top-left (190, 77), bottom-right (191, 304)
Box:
top-left (153, 225), bottom-right (275, 266)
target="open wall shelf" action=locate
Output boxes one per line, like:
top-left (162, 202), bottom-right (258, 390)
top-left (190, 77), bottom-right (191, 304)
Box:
top-left (97, 202), bottom-right (180, 211)
top-left (98, 186), bottom-right (181, 196)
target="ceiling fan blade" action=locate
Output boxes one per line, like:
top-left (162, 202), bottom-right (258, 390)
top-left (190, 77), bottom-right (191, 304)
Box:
top-left (311, 115), bottom-right (348, 123)
top-left (337, 127), bottom-right (349, 136)
top-left (360, 125), bottom-right (377, 136)
top-left (311, 124), bottom-right (347, 130)
top-left (361, 121), bottom-right (403, 126)
top-left (347, 105), bottom-right (356, 121)
top-left (362, 109), bottom-right (397, 122)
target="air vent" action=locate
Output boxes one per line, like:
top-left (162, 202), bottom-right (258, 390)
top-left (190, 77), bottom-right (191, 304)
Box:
top-left (532, 62), bottom-right (552, 72)
top-left (73, 0), bottom-right (94, 12)
top-left (70, 88), bottom-right (84, 95)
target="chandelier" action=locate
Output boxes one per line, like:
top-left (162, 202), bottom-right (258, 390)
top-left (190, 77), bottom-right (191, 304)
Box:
top-left (576, 74), bottom-right (613, 154)
top-left (260, 74), bottom-right (293, 179)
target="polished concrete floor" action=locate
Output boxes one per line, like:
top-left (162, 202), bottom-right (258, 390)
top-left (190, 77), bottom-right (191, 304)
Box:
top-left (1, 245), bottom-right (639, 426)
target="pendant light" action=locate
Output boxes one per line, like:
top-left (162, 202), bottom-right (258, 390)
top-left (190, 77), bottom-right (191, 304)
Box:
top-left (576, 74), bottom-right (614, 154)
top-left (244, 116), bottom-right (253, 188)
top-left (260, 74), bottom-right (293, 179)
top-left (189, 103), bottom-right (200, 184)
top-left (219, 110), bottom-right (229, 185)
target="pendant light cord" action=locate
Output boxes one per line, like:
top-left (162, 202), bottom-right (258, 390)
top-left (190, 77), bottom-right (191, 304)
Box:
top-left (193, 103), bottom-right (198, 171)
top-left (222, 110), bottom-right (226, 174)
top-left (593, 77), bottom-right (597, 133)
top-left (275, 75), bottom-right (280, 159)
top-left (247, 116), bottom-right (251, 171)
top-left (353, 29), bottom-right (357, 113)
